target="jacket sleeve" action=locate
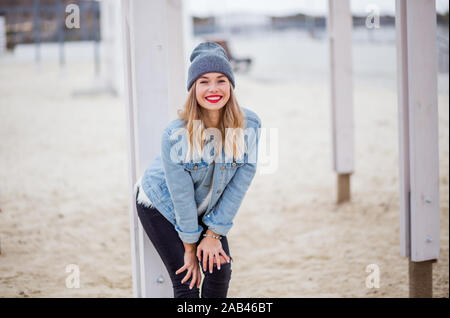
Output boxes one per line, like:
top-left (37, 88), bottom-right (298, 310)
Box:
top-left (160, 128), bottom-right (203, 243)
top-left (203, 119), bottom-right (262, 236)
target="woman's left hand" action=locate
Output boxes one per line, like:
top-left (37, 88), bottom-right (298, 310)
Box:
top-left (196, 232), bottom-right (230, 273)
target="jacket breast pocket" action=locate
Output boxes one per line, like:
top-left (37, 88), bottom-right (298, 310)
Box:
top-left (223, 161), bottom-right (245, 182)
top-left (183, 161), bottom-right (210, 184)
top-left (224, 161), bottom-right (245, 170)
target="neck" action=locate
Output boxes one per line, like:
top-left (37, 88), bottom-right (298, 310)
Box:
top-left (203, 109), bottom-right (221, 129)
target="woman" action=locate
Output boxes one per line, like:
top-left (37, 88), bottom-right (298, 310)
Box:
top-left (134, 42), bottom-right (261, 298)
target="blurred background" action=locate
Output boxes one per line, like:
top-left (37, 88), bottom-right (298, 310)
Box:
top-left (0, 0), bottom-right (448, 297)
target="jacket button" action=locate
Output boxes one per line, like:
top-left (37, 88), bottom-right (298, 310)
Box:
top-left (232, 162), bottom-right (236, 167)
top-left (217, 189), bottom-right (222, 194)
top-left (221, 166), bottom-right (225, 171)
top-left (194, 165), bottom-right (198, 170)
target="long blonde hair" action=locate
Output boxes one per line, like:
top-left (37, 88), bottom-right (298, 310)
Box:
top-left (177, 81), bottom-right (246, 163)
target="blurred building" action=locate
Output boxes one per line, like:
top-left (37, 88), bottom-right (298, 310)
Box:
top-left (0, 0), bottom-right (100, 50)
top-left (215, 12), bottom-right (271, 34)
top-left (191, 9), bottom-right (448, 73)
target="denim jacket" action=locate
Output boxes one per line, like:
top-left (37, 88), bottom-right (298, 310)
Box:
top-left (136, 107), bottom-right (262, 243)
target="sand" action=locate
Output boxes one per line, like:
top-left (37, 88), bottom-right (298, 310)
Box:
top-left (0, 32), bottom-right (448, 297)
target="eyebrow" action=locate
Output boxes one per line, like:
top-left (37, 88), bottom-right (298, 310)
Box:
top-left (199, 75), bottom-right (226, 80)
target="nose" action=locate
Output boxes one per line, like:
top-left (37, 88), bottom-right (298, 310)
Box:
top-left (207, 82), bottom-right (220, 92)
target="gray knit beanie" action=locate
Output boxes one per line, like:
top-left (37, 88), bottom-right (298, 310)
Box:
top-left (187, 42), bottom-right (235, 91)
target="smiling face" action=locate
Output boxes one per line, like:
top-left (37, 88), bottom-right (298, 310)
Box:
top-left (195, 72), bottom-right (231, 111)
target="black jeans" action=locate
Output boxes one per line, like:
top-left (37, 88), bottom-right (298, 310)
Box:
top-left (135, 187), bottom-right (232, 298)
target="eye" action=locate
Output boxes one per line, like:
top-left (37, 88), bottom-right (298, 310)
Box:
top-left (199, 80), bottom-right (226, 84)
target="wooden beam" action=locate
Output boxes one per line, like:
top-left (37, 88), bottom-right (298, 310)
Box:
top-left (328, 0), bottom-right (355, 203)
top-left (121, 0), bottom-right (141, 298)
top-left (395, 0), bottom-right (411, 259)
top-left (167, 0), bottom-right (188, 121)
top-left (395, 0), bottom-right (440, 263)
top-left (337, 173), bottom-right (351, 203)
top-left (395, 0), bottom-right (440, 298)
top-left (0, 16), bottom-right (5, 55)
top-left (101, 0), bottom-right (125, 96)
top-left (122, 0), bottom-right (181, 298)
top-left (409, 259), bottom-right (435, 298)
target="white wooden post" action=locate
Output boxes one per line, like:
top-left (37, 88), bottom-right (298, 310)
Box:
top-left (0, 16), bottom-right (6, 55)
top-left (328, 0), bottom-right (355, 203)
top-left (121, 0), bottom-right (141, 297)
top-left (121, 0), bottom-right (187, 298)
top-left (100, 0), bottom-right (125, 96)
top-left (396, 0), bottom-right (410, 260)
top-left (395, 0), bottom-right (440, 297)
top-left (167, 0), bottom-right (189, 121)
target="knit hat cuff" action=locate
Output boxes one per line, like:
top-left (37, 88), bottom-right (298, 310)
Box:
top-left (187, 54), bottom-right (235, 91)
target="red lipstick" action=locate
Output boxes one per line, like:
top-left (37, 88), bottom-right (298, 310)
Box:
top-left (205, 95), bottom-right (223, 103)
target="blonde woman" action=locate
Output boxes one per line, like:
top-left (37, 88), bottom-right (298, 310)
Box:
top-left (135, 42), bottom-right (261, 298)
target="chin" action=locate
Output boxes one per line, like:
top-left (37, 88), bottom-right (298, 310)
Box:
top-left (200, 102), bottom-right (226, 111)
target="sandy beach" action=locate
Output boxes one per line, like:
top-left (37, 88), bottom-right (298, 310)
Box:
top-left (0, 31), bottom-right (448, 297)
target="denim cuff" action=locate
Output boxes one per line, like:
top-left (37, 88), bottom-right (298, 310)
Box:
top-left (202, 221), bottom-right (231, 237)
top-left (175, 224), bottom-right (204, 244)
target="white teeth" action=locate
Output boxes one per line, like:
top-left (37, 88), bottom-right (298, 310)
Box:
top-left (206, 96), bottom-right (221, 101)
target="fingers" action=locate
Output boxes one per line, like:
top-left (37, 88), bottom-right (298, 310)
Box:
top-left (220, 255), bottom-right (228, 264)
top-left (220, 249), bottom-right (231, 263)
top-left (208, 252), bottom-right (214, 274)
top-left (178, 265), bottom-right (202, 290)
top-left (175, 264), bottom-right (187, 275)
top-left (202, 250), bottom-right (208, 272)
top-left (181, 268), bottom-right (192, 285)
top-left (197, 246), bottom-right (231, 273)
top-left (201, 251), bottom-right (214, 273)
top-left (215, 252), bottom-right (221, 270)
top-left (198, 252), bottom-right (230, 272)
top-left (189, 269), bottom-right (197, 290)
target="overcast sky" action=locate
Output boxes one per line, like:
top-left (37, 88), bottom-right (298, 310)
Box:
top-left (186, 0), bottom-right (449, 17)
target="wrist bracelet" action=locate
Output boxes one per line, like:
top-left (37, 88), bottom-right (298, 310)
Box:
top-left (203, 233), bottom-right (222, 240)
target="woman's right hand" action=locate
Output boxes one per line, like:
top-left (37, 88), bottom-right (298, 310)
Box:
top-left (175, 249), bottom-right (202, 290)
